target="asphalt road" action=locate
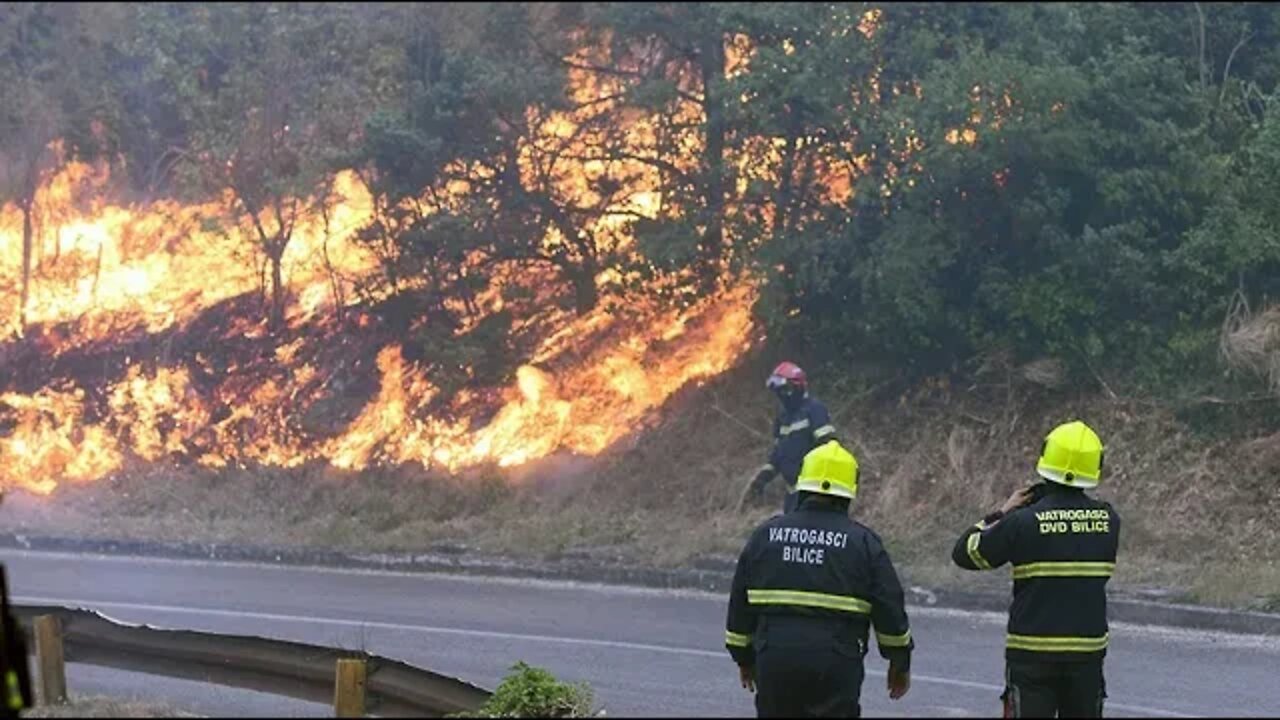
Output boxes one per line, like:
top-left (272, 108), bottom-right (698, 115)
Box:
top-left (2, 549), bottom-right (1278, 718)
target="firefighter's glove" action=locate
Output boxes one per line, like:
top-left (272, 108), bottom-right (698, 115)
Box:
top-left (736, 465), bottom-right (776, 511)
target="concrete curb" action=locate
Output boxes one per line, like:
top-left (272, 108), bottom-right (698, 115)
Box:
top-left (2, 531), bottom-right (1278, 637)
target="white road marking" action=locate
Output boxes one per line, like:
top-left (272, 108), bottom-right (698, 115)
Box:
top-left (0, 548), bottom-right (729, 598)
top-left (14, 594), bottom-right (1192, 718)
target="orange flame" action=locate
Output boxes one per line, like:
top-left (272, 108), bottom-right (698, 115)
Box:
top-left (0, 385), bottom-right (121, 495)
top-left (0, 155), bottom-right (759, 495)
top-left (5, 18), bottom-right (1033, 495)
top-left (1, 164), bottom-right (377, 347)
top-left (0, 35), bottom-right (774, 496)
top-left (321, 282), bottom-right (757, 474)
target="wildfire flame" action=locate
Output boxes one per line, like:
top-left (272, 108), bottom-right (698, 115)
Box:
top-left (0, 384), bottom-right (120, 495)
top-left (1, 155), bottom-right (758, 494)
top-left (8, 22), bottom-right (1011, 495)
top-left (3, 10), bottom-right (1034, 496)
top-left (1, 163), bottom-right (378, 348)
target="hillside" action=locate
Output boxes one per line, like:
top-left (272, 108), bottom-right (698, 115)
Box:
top-left (5, 346), bottom-right (1279, 611)
top-left (4, 2), bottom-right (1280, 614)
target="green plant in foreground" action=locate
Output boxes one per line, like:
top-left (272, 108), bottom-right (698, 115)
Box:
top-left (450, 662), bottom-right (598, 718)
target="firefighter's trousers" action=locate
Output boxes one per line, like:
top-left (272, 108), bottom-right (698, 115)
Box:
top-left (754, 644), bottom-right (864, 718)
top-left (1002, 658), bottom-right (1106, 718)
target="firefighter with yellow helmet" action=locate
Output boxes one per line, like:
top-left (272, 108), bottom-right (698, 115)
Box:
top-left (951, 420), bottom-right (1120, 718)
top-left (725, 441), bottom-right (912, 717)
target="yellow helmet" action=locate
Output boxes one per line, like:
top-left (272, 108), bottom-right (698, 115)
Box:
top-left (796, 441), bottom-right (859, 499)
top-left (1035, 421), bottom-right (1104, 489)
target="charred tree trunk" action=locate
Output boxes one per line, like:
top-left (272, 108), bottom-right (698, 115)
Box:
top-left (16, 153), bottom-right (41, 333)
top-left (235, 185), bottom-right (294, 334)
top-left (19, 197), bottom-right (33, 333)
top-left (91, 236), bottom-right (105, 300)
top-left (268, 243), bottom-right (286, 330)
top-left (570, 261), bottom-right (600, 317)
top-left (773, 122), bottom-right (799, 244)
top-left (319, 193), bottom-right (346, 321)
top-left (534, 191), bottom-right (601, 316)
top-left (258, 256), bottom-right (269, 309)
top-left (266, 196), bottom-right (300, 333)
top-left (698, 30), bottom-right (727, 288)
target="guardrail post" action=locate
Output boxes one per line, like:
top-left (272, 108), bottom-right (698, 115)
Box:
top-left (334, 657), bottom-right (366, 718)
top-left (34, 615), bottom-right (67, 706)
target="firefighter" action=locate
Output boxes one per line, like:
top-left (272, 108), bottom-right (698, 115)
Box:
top-left (0, 491), bottom-right (33, 719)
top-left (725, 441), bottom-right (912, 718)
top-left (951, 420), bottom-right (1120, 718)
top-left (737, 361), bottom-right (838, 514)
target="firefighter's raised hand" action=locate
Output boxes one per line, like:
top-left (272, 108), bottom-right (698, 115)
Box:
top-left (738, 664), bottom-right (756, 693)
top-left (887, 665), bottom-right (911, 700)
top-left (1000, 486), bottom-right (1037, 516)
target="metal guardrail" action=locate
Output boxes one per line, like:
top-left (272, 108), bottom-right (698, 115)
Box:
top-left (12, 604), bottom-right (491, 717)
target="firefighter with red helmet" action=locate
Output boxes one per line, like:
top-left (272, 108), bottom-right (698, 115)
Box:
top-left (738, 361), bottom-right (838, 514)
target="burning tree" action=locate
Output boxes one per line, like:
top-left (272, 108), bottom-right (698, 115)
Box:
top-left (4, 1), bottom-right (1280, 498)
top-left (139, 3), bottom-right (366, 332)
top-left (353, 2), bottom-right (646, 320)
top-left (0, 2), bottom-right (118, 336)
top-left (0, 76), bottom-right (57, 336)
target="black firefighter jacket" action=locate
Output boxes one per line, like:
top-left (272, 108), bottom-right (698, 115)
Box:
top-left (768, 396), bottom-right (836, 488)
top-left (952, 483), bottom-right (1121, 663)
top-left (725, 495), bottom-right (914, 672)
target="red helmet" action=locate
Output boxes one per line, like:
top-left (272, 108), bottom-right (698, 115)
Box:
top-left (766, 361), bottom-right (807, 391)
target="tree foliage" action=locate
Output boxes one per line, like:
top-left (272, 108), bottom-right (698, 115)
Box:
top-left (5, 1), bottom-right (1280, 392)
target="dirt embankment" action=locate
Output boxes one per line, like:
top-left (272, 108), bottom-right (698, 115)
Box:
top-left (5, 347), bottom-right (1280, 612)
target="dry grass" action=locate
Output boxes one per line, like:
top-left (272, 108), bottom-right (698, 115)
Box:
top-left (1221, 294), bottom-right (1280, 395)
top-left (5, 352), bottom-right (1280, 610)
top-left (1020, 357), bottom-right (1066, 389)
top-left (24, 696), bottom-right (200, 718)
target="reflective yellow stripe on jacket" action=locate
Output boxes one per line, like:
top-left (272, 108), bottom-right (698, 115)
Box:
top-left (966, 532), bottom-right (992, 570)
top-left (1011, 562), bottom-right (1115, 580)
top-left (1007, 633), bottom-right (1109, 653)
top-left (725, 630), bottom-right (751, 648)
top-left (875, 629), bottom-right (912, 648)
top-left (747, 589), bottom-right (872, 614)
top-left (5, 670), bottom-right (21, 711)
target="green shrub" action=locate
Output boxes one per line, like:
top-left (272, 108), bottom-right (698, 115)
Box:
top-left (451, 662), bottom-right (597, 718)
